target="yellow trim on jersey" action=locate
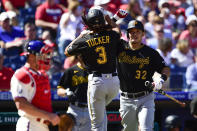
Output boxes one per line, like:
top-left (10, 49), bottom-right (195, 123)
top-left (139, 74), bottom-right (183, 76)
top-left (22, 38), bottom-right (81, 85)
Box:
top-left (57, 86), bottom-right (64, 89)
top-left (77, 63), bottom-right (85, 70)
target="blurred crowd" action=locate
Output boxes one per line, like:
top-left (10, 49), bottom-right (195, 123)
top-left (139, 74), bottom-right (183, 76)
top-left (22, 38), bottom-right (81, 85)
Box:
top-left (0, 0), bottom-right (197, 92)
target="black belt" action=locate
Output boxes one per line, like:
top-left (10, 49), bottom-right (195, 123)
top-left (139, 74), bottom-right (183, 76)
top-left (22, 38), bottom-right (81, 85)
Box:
top-left (71, 102), bottom-right (88, 108)
top-left (121, 91), bottom-right (151, 99)
top-left (91, 72), bottom-right (117, 77)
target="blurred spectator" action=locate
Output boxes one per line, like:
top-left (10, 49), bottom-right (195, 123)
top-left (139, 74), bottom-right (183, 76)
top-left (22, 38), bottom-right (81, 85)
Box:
top-left (2, 0), bottom-right (27, 14)
top-left (35, 0), bottom-right (65, 41)
top-left (7, 10), bottom-right (18, 26)
top-left (0, 48), bottom-right (14, 91)
top-left (144, 11), bottom-right (156, 38)
top-left (190, 97), bottom-right (197, 118)
top-left (146, 15), bottom-right (173, 49)
top-left (178, 0), bottom-right (190, 9)
top-left (185, 51), bottom-right (197, 91)
top-left (2, 22), bottom-right (37, 50)
top-left (186, 0), bottom-right (197, 17)
top-left (142, 0), bottom-right (159, 19)
top-left (0, 12), bottom-right (24, 43)
top-left (158, 0), bottom-right (176, 31)
top-left (170, 40), bottom-right (194, 68)
top-left (58, 0), bottom-right (83, 63)
top-left (156, 38), bottom-right (173, 66)
top-left (0, 12), bottom-right (24, 57)
top-left (164, 115), bottom-right (182, 131)
top-left (147, 15), bottom-right (172, 41)
top-left (179, 15), bottom-right (197, 49)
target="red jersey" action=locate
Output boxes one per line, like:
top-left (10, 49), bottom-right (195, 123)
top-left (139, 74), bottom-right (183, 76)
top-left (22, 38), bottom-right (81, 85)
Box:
top-left (0, 67), bottom-right (14, 90)
top-left (11, 66), bottom-right (52, 114)
top-left (35, 2), bottom-right (64, 24)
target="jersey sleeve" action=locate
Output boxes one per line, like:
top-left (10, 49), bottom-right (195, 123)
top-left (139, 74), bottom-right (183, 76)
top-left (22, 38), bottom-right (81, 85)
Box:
top-left (35, 5), bottom-right (45, 20)
top-left (10, 71), bottom-right (35, 102)
top-left (57, 69), bottom-right (72, 89)
top-left (66, 37), bottom-right (86, 56)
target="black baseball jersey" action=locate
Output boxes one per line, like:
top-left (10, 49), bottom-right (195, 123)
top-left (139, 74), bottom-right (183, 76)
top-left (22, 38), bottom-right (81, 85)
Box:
top-left (67, 30), bottom-right (120, 73)
top-left (57, 65), bottom-right (88, 103)
top-left (117, 40), bottom-right (168, 93)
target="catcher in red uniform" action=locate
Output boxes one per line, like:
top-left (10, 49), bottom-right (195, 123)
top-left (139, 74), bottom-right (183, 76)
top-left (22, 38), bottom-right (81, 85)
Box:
top-left (10, 40), bottom-right (60, 131)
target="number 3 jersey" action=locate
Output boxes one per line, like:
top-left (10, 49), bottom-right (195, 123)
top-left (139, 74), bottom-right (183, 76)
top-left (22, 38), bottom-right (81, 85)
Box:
top-left (117, 40), bottom-right (168, 93)
top-left (66, 30), bottom-right (120, 73)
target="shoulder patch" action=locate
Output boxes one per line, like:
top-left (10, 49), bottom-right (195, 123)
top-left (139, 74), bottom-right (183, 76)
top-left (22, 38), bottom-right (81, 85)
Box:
top-left (14, 69), bottom-right (31, 84)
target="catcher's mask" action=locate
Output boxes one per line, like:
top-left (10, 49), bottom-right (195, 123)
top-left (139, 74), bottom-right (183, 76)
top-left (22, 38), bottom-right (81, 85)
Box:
top-left (127, 20), bottom-right (144, 38)
top-left (84, 8), bottom-right (105, 31)
top-left (21, 40), bottom-right (53, 71)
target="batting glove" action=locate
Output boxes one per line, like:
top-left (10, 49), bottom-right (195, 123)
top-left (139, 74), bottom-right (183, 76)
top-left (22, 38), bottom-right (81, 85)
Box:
top-left (113, 9), bottom-right (128, 22)
top-left (65, 88), bottom-right (74, 96)
top-left (153, 78), bottom-right (164, 91)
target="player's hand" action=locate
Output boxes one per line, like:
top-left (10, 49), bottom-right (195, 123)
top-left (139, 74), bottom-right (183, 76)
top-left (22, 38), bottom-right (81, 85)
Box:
top-left (48, 113), bottom-right (60, 126)
top-left (153, 78), bottom-right (164, 91)
top-left (65, 88), bottom-right (74, 96)
top-left (113, 9), bottom-right (128, 21)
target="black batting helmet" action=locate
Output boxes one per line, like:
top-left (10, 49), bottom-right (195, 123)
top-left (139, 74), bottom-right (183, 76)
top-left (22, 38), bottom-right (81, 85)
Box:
top-left (164, 115), bottom-right (182, 129)
top-left (127, 20), bottom-right (144, 32)
top-left (85, 8), bottom-right (105, 30)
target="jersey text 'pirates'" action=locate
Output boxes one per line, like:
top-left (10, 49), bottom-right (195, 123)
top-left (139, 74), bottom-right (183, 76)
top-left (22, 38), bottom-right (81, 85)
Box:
top-left (117, 40), bottom-right (168, 93)
top-left (57, 65), bottom-right (88, 103)
top-left (67, 30), bottom-right (120, 73)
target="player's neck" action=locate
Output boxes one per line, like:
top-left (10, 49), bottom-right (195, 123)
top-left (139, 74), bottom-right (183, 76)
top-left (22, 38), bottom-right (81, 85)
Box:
top-left (129, 42), bottom-right (143, 50)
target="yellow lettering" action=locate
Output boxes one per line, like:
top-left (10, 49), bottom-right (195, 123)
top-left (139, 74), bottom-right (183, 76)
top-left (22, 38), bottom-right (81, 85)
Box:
top-left (86, 40), bottom-right (91, 47)
top-left (97, 37), bottom-right (102, 45)
top-left (106, 36), bottom-right (110, 43)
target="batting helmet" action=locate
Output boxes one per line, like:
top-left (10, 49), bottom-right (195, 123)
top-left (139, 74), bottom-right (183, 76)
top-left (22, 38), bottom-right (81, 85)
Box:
top-left (164, 115), bottom-right (182, 129)
top-left (127, 20), bottom-right (144, 32)
top-left (85, 8), bottom-right (105, 30)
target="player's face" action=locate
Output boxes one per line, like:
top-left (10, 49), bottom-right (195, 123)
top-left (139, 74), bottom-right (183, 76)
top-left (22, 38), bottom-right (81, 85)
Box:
top-left (128, 28), bottom-right (144, 45)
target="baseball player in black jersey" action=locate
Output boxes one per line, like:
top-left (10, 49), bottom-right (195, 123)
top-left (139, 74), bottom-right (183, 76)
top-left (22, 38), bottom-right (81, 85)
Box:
top-left (117, 20), bottom-right (170, 131)
top-left (57, 55), bottom-right (91, 131)
top-left (64, 8), bottom-right (127, 131)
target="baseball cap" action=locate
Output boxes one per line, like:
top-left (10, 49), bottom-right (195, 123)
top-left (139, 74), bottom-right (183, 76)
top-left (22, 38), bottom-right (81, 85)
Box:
top-left (190, 97), bottom-right (197, 116)
top-left (186, 15), bottom-right (197, 25)
top-left (94, 0), bottom-right (110, 6)
top-left (127, 20), bottom-right (144, 32)
top-left (7, 11), bottom-right (17, 19)
top-left (158, 0), bottom-right (169, 9)
top-left (0, 12), bottom-right (9, 21)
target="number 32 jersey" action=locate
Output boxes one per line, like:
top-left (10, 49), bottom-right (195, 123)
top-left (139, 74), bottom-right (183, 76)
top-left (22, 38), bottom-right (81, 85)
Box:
top-left (117, 40), bottom-right (168, 93)
top-left (66, 30), bottom-right (120, 73)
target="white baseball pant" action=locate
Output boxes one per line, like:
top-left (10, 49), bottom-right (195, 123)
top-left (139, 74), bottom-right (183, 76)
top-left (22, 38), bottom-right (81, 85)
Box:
top-left (87, 73), bottom-right (120, 131)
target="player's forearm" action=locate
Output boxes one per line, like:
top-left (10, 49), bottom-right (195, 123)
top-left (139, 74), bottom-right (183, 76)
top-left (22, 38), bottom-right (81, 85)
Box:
top-left (14, 97), bottom-right (51, 120)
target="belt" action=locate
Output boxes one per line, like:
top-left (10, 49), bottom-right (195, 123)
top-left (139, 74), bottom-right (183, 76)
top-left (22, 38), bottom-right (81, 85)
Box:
top-left (91, 72), bottom-right (117, 77)
top-left (71, 102), bottom-right (88, 108)
top-left (36, 118), bottom-right (51, 126)
top-left (121, 91), bottom-right (151, 99)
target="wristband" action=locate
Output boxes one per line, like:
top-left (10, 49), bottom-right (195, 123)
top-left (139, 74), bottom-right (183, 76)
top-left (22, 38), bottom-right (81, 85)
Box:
top-left (161, 74), bottom-right (167, 81)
